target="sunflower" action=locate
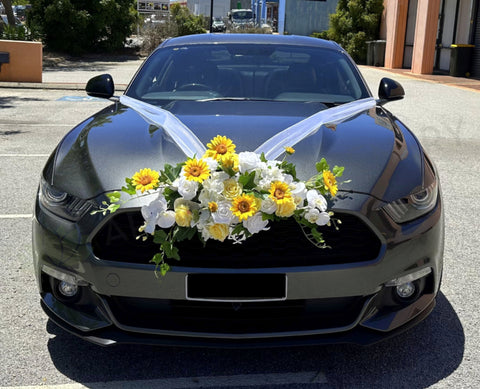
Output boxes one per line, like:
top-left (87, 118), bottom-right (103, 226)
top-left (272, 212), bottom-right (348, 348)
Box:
top-left (323, 170), bottom-right (338, 197)
top-left (183, 158), bottom-right (210, 183)
top-left (269, 181), bottom-right (292, 204)
top-left (208, 201), bottom-right (218, 213)
top-left (231, 193), bottom-right (258, 221)
top-left (131, 168), bottom-right (160, 193)
top-left (204, 135), bottom-right (236, 161)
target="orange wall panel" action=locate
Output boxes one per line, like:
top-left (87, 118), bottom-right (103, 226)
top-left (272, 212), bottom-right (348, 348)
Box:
top-left (0, 40), bottom-right (42, 83)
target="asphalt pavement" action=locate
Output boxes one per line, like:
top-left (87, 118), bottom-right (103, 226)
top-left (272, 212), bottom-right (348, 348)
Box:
top-left (1, 58), bottom-right (480, 388)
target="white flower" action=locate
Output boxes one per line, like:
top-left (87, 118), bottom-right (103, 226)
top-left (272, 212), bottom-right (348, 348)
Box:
top-left (177, 177), bottom-right (198, 200)
top-left (304, 207), bottom-right (330, 226)
top-left (212, 201), bottom-right (235, 224)
top-left (203, 156), bottom-right (219, 171)
top-left (260, 197), bottom-right (277, 214)
top-left (306, 189), bottom-right (327, 211)
top-left (202, 171), bottom-right (228, 194)
top-left (157, 210), bottom-right (176, 228)
top-left (243, 212), bottom-right (269, 234)
top-left (238, 151), bottom-right (261, 173)
top-left (290, 181), bottom-right (307, 201)
top-left (141, 195), bottom-right (175, 234)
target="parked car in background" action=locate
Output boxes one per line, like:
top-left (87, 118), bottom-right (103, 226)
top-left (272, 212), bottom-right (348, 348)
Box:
top-left (212, 17), bottom-right (226, 32)
top-left (33, 34), bottom-right (444, 347)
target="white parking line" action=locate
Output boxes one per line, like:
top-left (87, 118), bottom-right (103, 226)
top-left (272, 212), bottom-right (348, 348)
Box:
top-left (0, 214), bottom-right (33, 219)
top-left (0, 371), bottom-right (328, 388)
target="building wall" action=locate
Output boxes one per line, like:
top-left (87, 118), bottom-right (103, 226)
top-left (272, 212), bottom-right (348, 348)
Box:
top-left (284, 0), bottom-right (338, 36)
top-left (187, 0), bottom-right (231, 18)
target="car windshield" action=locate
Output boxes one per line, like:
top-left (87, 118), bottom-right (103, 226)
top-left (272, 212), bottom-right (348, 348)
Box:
top-left (126, 43), bottom-right (370, 106)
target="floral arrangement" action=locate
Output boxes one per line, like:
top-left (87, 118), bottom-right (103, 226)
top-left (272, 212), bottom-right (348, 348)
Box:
top-left (94, 135), bottom-right (345, 276)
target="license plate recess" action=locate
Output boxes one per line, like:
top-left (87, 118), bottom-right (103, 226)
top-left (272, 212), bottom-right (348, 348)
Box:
top-left (186, 273), bottom-right (287, 302)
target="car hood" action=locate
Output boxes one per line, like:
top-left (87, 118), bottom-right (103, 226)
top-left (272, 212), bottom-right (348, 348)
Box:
top-left (50, 100), bottom-right (424, 203)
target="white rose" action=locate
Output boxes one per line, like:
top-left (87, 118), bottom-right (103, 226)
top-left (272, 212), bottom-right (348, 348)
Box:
top-left (243, 212), bottom-right (269, 234)
top-left (260, 197), bottom-right (277, 214)
top-left (212, 201), bottom-right (235, 224)
top-left (238, 151), bottom-right (261, 173)
top-left (177, 177), bottom-right (198, 200)
top-left (306, 189), bottom-right (327, 211)
top-left (203, 157), bottom-right (219, 172)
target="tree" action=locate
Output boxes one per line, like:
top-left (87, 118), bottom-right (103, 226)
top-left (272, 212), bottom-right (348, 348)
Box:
top-left (28, 0), bottom-right (139, 54)
top-left (2, 0), bottom-right (16, 26)
top-left (170, 3), bottom-right (206, 37)
top-left (320, 0), bottom-right (384, 64)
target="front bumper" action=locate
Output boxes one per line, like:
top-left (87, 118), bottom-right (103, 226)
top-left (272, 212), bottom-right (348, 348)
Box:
top-left (33, 192), bottom-right (444, 347)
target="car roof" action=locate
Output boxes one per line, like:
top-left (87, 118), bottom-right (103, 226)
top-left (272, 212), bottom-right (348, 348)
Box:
top-left (159, 34), bottom-right (342, 51)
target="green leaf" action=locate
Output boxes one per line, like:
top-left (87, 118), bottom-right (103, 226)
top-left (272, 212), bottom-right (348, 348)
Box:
top-left (332, 165), bottom-right (344, 177)
top-left (174, 226), bottom-right (196, 242)
top-left (260, 152), bottom-right (268, 163)
top-left (238, 171), bottom-right (256, 190)
top-left (231, 223), bottom-right (246, 236)
top-left (106, 191), bottom-right (121, 203)
top-left (107, 203), bottom-right (120, 213)
top-left (162, 241), bottom-right (180, 261)
top-left (160, 262), bottom-right (170, 276)
top-left (153, 230), bottom-right (168, 244)
top-left (262, 212), bottom-right (276, 221)
top-left (316, 158), bottom-right (329, 173)
top-left (151, 252), bottom-right (164, 266)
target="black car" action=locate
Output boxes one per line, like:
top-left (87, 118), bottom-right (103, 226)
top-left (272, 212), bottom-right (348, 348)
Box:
top-left (33, 34), bottom-right (444, 347)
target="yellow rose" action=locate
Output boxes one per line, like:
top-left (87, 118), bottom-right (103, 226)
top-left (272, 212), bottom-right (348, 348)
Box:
top-left (275, 199), bottom-right (296, 217)
top-left (175, 204), bottom-right (193, 227)
top-left (208, 223), bottom-right (230, 242)
top-left (223, 178), bottom-right (243, 200)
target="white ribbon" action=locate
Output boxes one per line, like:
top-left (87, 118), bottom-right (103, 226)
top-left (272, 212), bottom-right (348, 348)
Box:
top-left (120, 95), bottom-right (206, 158)
top-left (254, 97), bottom-right (376, 160)
top-left (120, 95), bottom-right (376, 160)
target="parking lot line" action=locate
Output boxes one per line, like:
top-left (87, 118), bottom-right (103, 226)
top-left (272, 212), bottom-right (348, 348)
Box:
top-left (0, 214), bottom-right (33, 219)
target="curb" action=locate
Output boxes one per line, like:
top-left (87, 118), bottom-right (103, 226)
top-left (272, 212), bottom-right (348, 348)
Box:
top-left (0, 82), bottom-right (128, 91)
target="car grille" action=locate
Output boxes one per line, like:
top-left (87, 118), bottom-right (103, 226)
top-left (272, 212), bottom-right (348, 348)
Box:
top-left (91, 211), bottom-right (381, 268)
top-left (104, 295), bottom-right (367, 334)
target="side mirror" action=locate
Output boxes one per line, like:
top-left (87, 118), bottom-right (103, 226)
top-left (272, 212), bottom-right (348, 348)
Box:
top-left (86, 74), bottom-right (115, 99)
top-left (377, 77), bottom-right (404, 105)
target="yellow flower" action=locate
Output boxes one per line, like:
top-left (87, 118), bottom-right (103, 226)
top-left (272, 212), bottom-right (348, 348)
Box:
top-left (220, 152), bottom-right (239, 172)
top-left (183, 158), bottom-right (210, 183)
top-left (284, 146), bottom-right (295, 155)
top-left (269, 181), bottom-right (292, 204)
top-left (223, 178), bottom-right (243, 200)
top-left (275, 198), bottom-right (296, 217)
top-left (323, 170), bottom-right (338, 197)
top-left (231, 193), bottom-right (258, 221)
top-left (175, 204), bottom-right (193, 227)
top-left (205, 135), bottom-right (236, 161)
top-left (208, 223), bottom-right (230, 242)
top-left (131, 168), bottom-right (160, 193)
top-left (208, 201), bottom-right (218, 213)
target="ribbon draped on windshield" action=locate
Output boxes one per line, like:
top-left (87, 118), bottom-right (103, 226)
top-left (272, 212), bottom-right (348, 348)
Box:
top-left (119, 95), bottom-right (377, 160)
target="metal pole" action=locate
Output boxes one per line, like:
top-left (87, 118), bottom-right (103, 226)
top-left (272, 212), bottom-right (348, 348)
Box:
top-left (210, 0), bottom-right (214, 33)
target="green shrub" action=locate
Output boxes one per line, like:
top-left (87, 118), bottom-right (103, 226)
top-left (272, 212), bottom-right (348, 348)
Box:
top-left (28, 0), bottom-right (139, 55)
top-left (318, 0), bottom-right (383, 64)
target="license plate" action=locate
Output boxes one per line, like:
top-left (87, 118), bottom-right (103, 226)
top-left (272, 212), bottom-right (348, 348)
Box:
top-left (186, 273), bottom-right (287, 302)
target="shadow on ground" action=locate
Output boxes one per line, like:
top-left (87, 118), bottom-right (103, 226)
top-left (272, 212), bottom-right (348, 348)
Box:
top-left (46, 292), bottom-right (463, 388)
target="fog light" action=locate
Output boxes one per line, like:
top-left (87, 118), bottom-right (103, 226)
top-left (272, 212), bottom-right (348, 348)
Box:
top-left (396, 282), bottom-right (415, 299)
top-left (58, 281), bottom-right (78, 297)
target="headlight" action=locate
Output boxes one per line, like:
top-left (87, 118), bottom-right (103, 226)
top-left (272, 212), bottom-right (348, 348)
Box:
top-left (383, 180), bottom-right (438, 224)
top-left (39, 177), bottom-right (93, 221)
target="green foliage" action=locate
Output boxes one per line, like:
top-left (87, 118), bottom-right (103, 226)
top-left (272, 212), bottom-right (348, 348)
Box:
top-left (28, 0), bottom-right (139, 54)
top-left (317, 0), bottom-right (384, 63)
top-left (170, 3), bottom-right (206, 37)
top-left (1, 23), bottom-right (39, 41)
